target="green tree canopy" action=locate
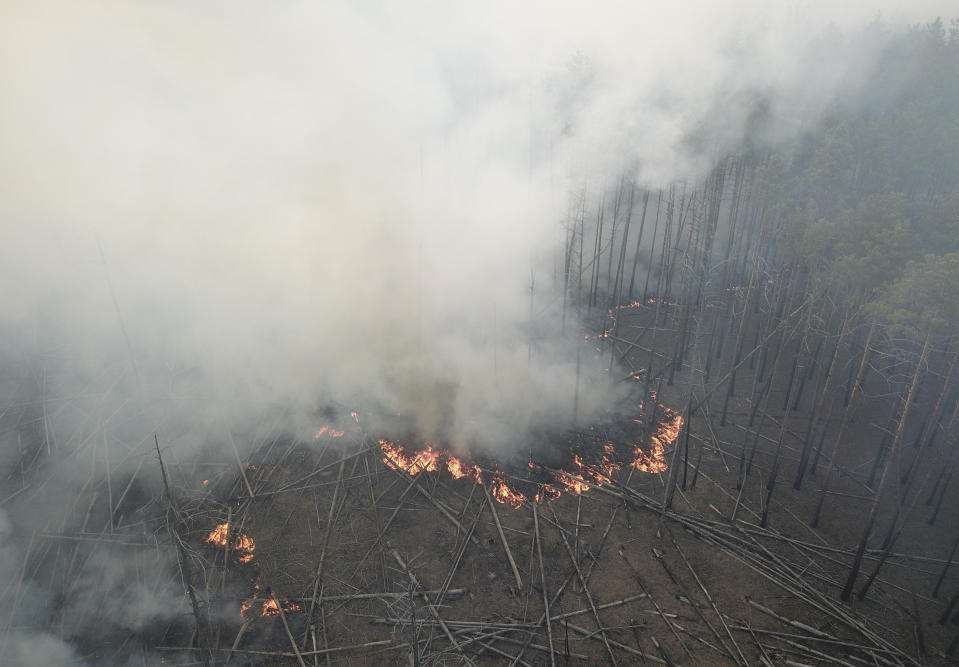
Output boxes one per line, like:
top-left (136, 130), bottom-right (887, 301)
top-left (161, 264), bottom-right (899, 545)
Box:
top-left (868, 251), bottom-right (959, 341)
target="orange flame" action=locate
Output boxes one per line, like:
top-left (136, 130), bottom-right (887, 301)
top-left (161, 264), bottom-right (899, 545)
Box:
top-left (261, 597), bottom-right (303, 617)
top-left (364, 358), bottom-right (684, 513)
top-left (535, 485), bottom-right (562, 503)
top-left (554, 467), bottom-right (592, 495)
top-left (448, 457), bottom-right (483, 483)
top-left (314, 425), bottom-right (345, 440)
top-left (210, 528), bottom-right (303, 619)
top-left (377, 402), bottom-right (683, 508)
top-left (205, 523), bottom-right (229, 547)
top-left (587, 299), bottom-right (655, 341)
top-left (239, 586), bottom-right (303, 618)
top-left (490, 474), bottom-right (525, 508)
top-left (380, 440), bottom-right (440, 473)
top-left (633, 407), bottom-right (682, 473)
top-left (204, 523), bottom-right (256, 563)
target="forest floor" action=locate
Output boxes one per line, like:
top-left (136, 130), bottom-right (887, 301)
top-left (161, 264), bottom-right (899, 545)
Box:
top-left (169, 304), bottom-right (959, 666)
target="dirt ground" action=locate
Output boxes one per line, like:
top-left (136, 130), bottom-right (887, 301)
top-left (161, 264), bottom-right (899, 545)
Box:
top-left (182, 306), bottom-right (959, 665)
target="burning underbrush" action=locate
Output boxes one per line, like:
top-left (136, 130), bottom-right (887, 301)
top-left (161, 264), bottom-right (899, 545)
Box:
top-left (190, 327), bottom-right (687, 660)
top-left (199, 384), bottom-right (682, 629)
top-left (369, 388), bottom-right (682, 508)
top-left (188, 380), bottom-right (688, 665)
top-left (378, 406), bottom-right (683, 508)
top-left (204, 522), bottom-right (303, 620)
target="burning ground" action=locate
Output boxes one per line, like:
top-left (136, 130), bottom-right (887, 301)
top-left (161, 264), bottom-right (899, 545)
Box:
top-left (188, 391), bottom-right (689, 664)
top-left (376, 391), bottom-right (682, 508)
top-left (198, 382), bottom-right (683, 624)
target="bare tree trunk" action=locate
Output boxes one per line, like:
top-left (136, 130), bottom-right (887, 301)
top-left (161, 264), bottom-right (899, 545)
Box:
top-left (642, 190), bottom-right (663, 304)
top-left (588, 195), bottom-right (605, 315)
top-left (605, 176), bottom-right (627, 309)
top-left (841, 330), bottom-right (931, 601)
top-left (901, 353), bottom-right (957, 484)
top-left (627, 191), bottom-right (651, 300)
top-left (811, 324), bottom-right (875, 528)
top-left (761, 311), bottom-right (809, 527)
top-left (609, 185), bottom-right (636, 377)
top-left (721, 221), bottom-right (766, 427)
top-left (794, 313), bottom-right (849, 489)
top-left (934, 530), bottom-right (959, 598)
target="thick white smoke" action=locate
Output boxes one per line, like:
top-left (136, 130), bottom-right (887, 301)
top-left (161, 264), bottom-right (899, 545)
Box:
top-left (3, 1), bottom-right (952, 454)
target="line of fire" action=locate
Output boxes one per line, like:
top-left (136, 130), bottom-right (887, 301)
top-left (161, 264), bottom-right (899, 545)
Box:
top-left (199, 301), bottom-right (688, 629)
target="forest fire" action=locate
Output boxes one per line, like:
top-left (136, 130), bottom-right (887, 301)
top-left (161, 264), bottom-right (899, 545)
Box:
top-left (379, 441), bottom-right (484, 483)
top-left (239, 584), bottom-right (302, 618)
top-left (378, 401), bottom-right (683, 507)
top-left (588, 297), bottom-right (689, 341)
top-left (314, 425), bottom-right (345, 440)
top-left (587, 300), bottom-right (650, 340)
top-left (490, 474), bottom-right (527, 508)
top-left (204, 523), bottom-right (256, 563)
top-left (204, 528), bottom-right (303, 618)
top-left (261, 597), bottom-right (303, 616)
top-left (301, 297), bottom-right (686, 510)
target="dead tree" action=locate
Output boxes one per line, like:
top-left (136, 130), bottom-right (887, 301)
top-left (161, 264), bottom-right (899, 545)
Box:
top-left (841, 330), bottom-right (931, 601)
top-left (811, 324), bottom-right (875, 528)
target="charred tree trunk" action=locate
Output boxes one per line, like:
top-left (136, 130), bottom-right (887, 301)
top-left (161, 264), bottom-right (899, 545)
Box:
top-left (664, 392), bottom-right (693, 510)
top-left (588, 195), bottom-right (606, 314)
top-left (934, 531), bottom-right (959, 598)
top-left (720, 221), bottom-right (766, 427)
top-left (795, 313), bottom-right (849, 489)
top-left (812, 324), bottom-right (875, 528)
top-left (627, 191), bottom-right (651, 300)
top-left (841, 330), bottom-right (931, 602)
top-left (669, 192), bottom-right (702, 384)
top-left (761, 312), bottom-right (809, 527)
top-left (608, 184), bottom-right (636, 377)
top-left (929, 390), bottom-right (959, 449)
top-left (928, 442), bottom-right (956, 525)
top-left (738, 305), bottom-right (804, 492)
top-left (604, 177), bottom-right (626, 309)
top-left (642, 190), bottom-right (664, 304)
top-left (901, 353), bottom-right (957, 484)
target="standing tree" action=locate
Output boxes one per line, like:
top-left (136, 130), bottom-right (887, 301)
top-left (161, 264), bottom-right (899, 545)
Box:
top-left (843, 252), bottom-right (959, 600)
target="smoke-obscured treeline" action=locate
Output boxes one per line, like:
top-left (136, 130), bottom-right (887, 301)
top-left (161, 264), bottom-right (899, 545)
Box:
top-left (568, 16), bottom-right (959, 610)
top-left (576, 18), bottom-right (959, 313)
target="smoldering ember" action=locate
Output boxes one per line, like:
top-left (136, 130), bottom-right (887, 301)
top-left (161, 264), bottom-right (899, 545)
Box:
top-left (3, 4), bottom-right (959, 667)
